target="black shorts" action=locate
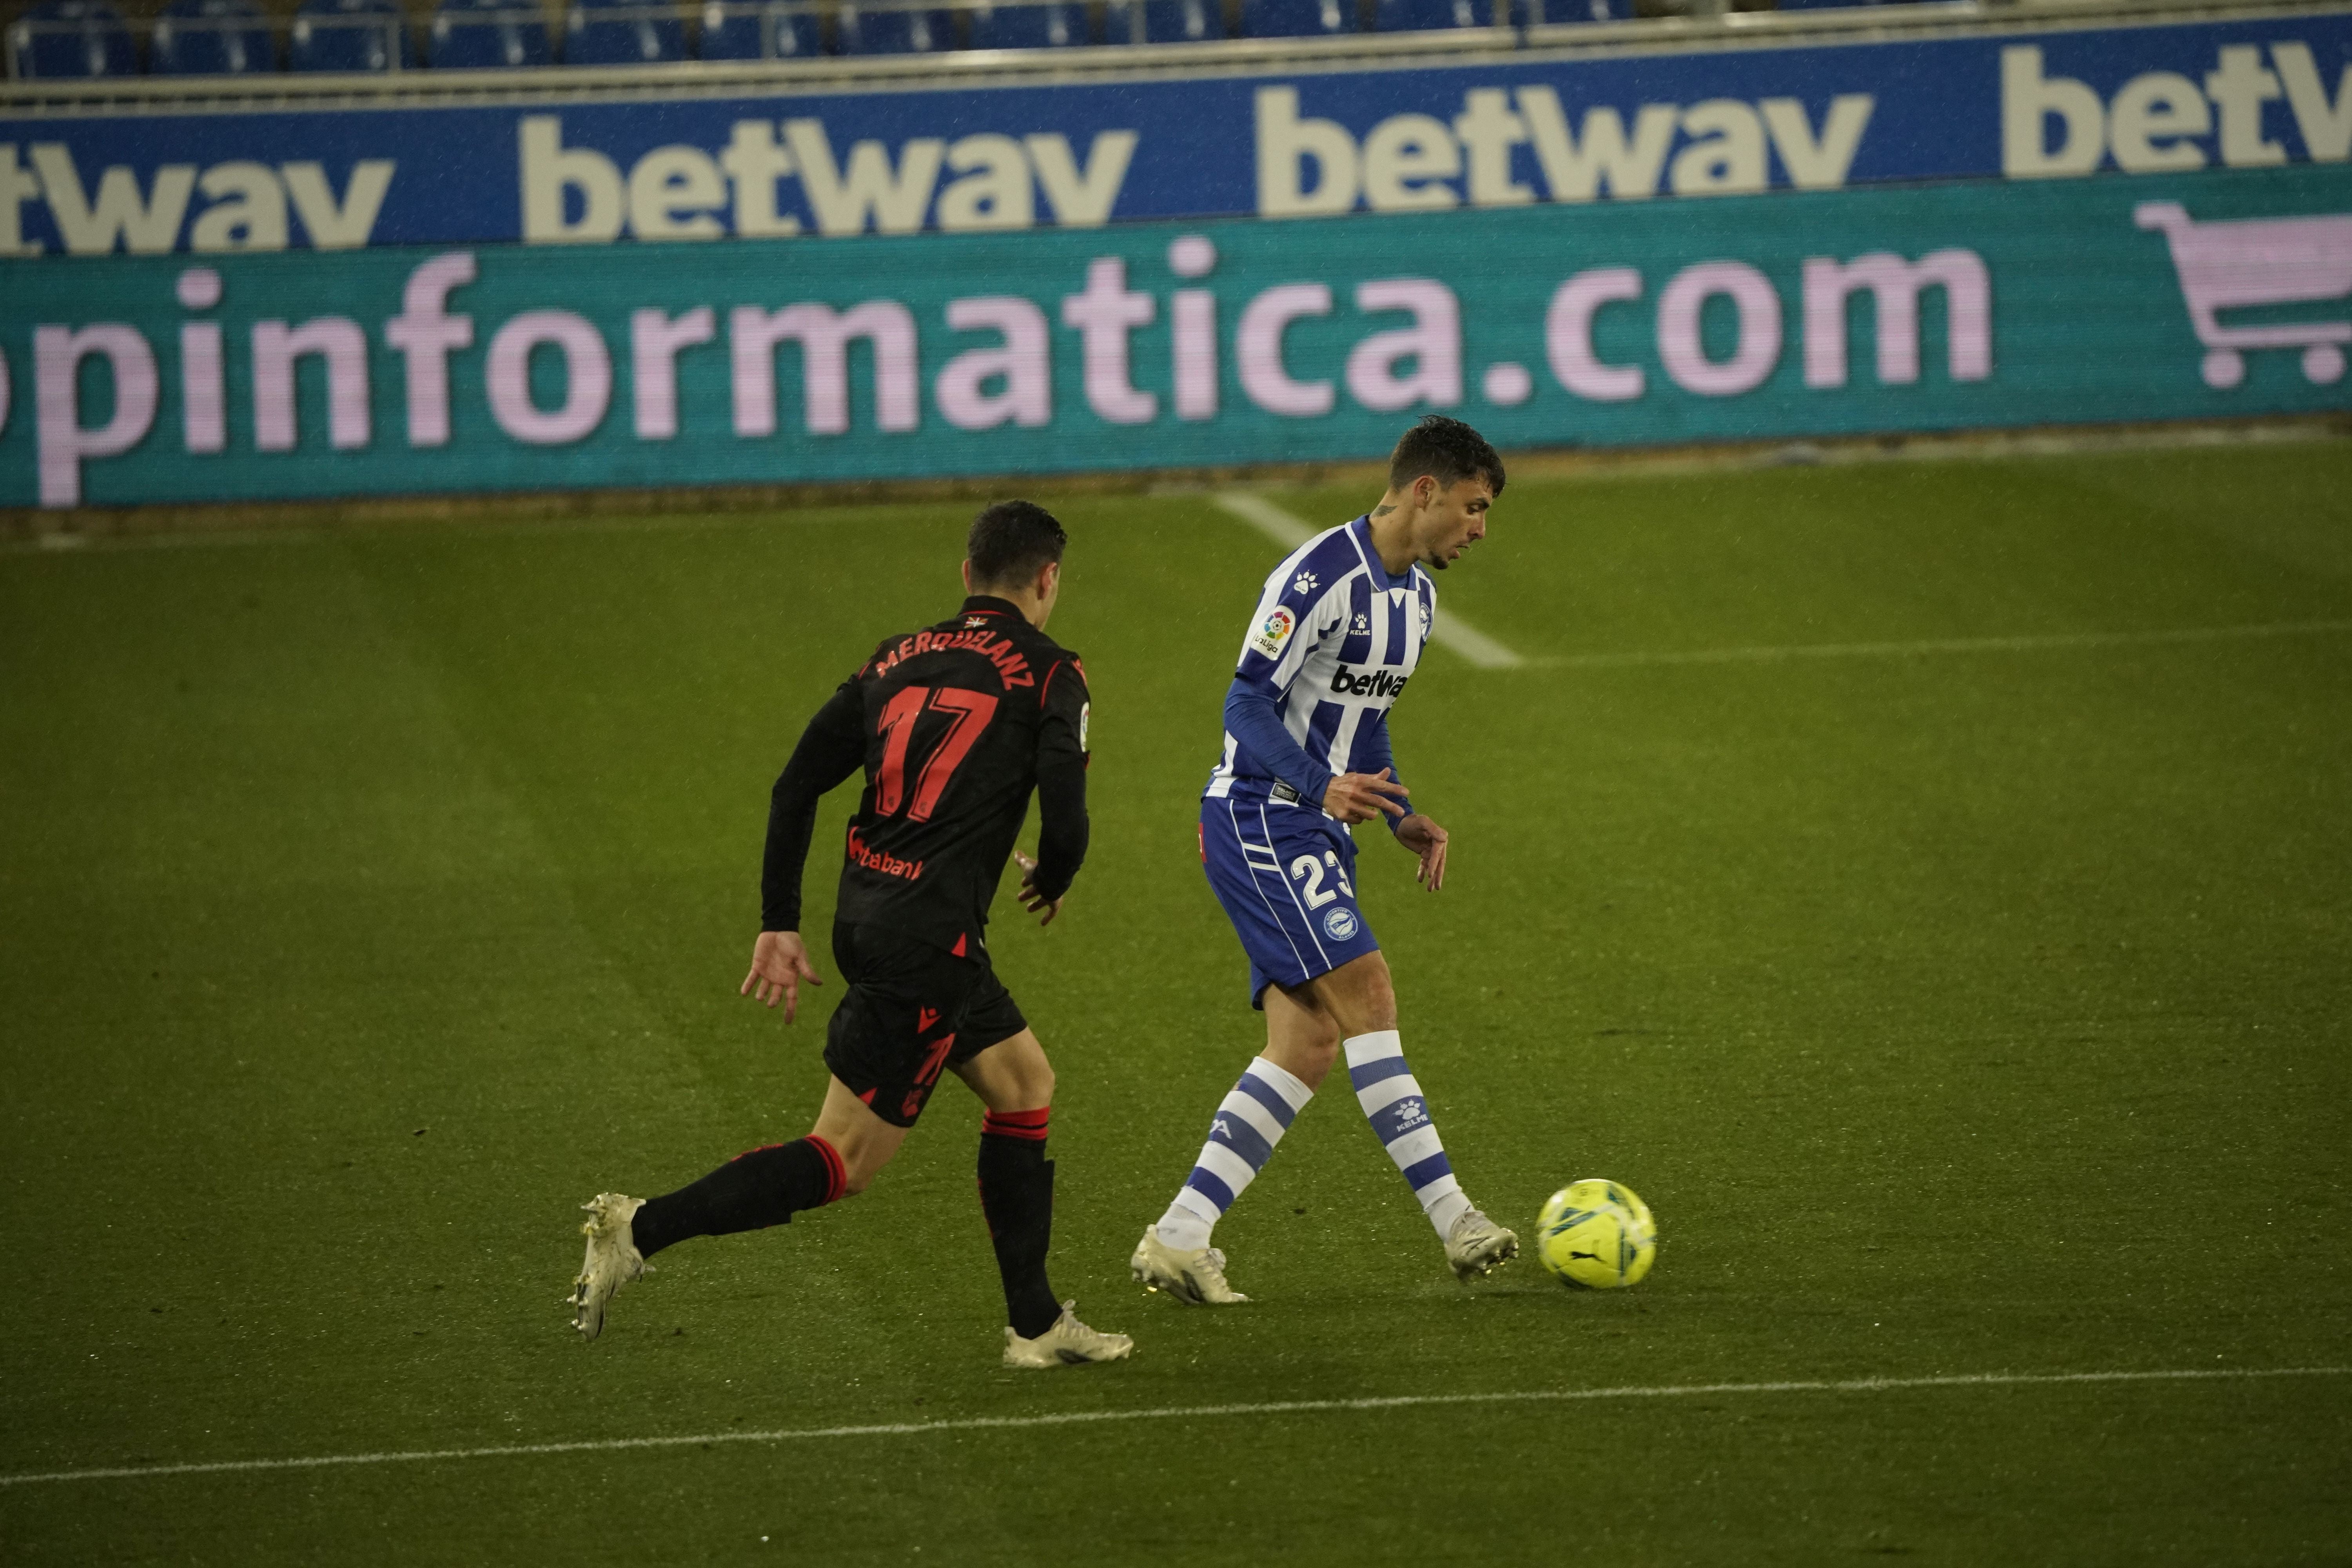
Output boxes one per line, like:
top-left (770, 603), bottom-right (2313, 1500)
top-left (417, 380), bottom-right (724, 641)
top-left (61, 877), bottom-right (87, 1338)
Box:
top-left (822, 920), bottom-right (1029, 1129)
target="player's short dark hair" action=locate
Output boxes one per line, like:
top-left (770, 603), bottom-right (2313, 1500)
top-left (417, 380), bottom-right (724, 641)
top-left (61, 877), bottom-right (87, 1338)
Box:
top-left (1388, 415), bottom-right (1505, 498)
top-left (966, 500), bottom-right (1067, 590)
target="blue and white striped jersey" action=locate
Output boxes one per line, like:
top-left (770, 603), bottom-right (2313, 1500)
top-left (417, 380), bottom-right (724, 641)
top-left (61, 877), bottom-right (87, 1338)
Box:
top-left (1204, 515), bottom-right (1435, 812)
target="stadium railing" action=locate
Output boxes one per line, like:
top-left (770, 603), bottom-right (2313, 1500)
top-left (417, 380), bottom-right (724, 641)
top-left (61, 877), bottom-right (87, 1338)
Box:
top-left (0, 0), bottom-right (2311, 93)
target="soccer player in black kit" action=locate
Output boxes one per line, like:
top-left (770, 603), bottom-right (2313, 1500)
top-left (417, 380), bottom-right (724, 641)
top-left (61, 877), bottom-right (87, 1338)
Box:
top-left (570, 501), bottom-right (1132, 1369)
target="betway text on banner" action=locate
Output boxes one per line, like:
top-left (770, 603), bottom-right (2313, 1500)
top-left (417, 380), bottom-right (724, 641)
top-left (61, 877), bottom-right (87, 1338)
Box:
top-left (0, 11), bottom-right (2347, 256)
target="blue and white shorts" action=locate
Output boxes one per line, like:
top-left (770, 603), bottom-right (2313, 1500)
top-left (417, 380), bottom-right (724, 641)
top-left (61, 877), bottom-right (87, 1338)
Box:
top-left (1199, 794), bottom-right (1381, 1008)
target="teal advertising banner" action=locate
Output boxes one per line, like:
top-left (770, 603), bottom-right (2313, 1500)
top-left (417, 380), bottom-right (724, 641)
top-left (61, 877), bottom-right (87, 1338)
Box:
top-left (1, 162), bottom-right (2347, 508)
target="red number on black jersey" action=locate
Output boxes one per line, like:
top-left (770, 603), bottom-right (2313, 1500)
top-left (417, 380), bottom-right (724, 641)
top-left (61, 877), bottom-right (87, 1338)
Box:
top-left (873, 686), bottom-right (1002, 822)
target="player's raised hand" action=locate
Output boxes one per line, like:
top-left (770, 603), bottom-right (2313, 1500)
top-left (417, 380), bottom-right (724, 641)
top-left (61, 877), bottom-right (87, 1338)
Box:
top-left (1013, 850), bottom-right (1063, 926)
top-left (742, 929), bottom-right (823, 1022)
top-left (1321, 769), bottom-right (1412, 826)
top-left (1396, 814), bottom-right (1449, 891)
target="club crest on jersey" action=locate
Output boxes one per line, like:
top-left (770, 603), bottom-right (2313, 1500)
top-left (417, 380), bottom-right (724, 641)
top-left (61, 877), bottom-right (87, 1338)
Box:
top-left (1419, 601), bottom-right (1432, 630)
top-left (1252, 605), bottom-right (1297, 659)
top-left (1322, 905), bottom-right (1361, 941)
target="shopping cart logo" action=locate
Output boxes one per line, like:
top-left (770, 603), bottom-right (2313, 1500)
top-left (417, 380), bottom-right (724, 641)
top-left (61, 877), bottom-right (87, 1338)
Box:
top-left (2136, 202), bottom-right (2351, 390)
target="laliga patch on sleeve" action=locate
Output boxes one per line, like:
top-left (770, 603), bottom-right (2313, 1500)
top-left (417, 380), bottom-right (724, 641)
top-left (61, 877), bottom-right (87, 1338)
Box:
top-left (1250, 605), bottom-right (1297, 659)
top-left (1078, 701), bottom-right (1090, 752)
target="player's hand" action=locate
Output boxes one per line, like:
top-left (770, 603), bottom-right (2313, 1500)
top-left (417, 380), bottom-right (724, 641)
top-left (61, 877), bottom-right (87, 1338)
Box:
top-left (1321, 769), bottom-right (1412, 827)
top-left (1013, 850), bottom-right (1063, 927)
top-left (1396, 814), bottom-right (1449, 891)
top-left (741, 930), bottom-right (823, 1023)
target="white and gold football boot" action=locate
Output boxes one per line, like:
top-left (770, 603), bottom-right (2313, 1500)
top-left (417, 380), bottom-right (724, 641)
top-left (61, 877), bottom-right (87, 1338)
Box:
top-left (1129, 1226), bottom-right (1249, 1305)
top-left (569, 1191), bottom-right (647, 1341)
top-left (1002, 1302), bottom-right (1134, 1369)
top-left (1444, 1205), bottom-right (1520, 1280)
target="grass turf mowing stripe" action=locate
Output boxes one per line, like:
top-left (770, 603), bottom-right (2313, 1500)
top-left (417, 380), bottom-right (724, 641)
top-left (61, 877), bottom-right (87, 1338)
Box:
top-left (6, 1366), bottom-right (2343, 1490)
top-left (1531, 619), bottom-right (2352, 670)
top-left (1211, 491), bottom-right (1525, 670)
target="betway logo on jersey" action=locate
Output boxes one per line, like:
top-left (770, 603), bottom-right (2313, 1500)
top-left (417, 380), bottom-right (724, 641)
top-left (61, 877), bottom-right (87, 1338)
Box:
top-left (1330, 666), bottom-right (1409, 699)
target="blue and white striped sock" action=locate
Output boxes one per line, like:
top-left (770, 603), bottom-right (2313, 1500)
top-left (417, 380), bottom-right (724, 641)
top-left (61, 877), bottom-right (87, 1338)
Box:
top-left (1156, 1058), bottom-right (1314, 1252)
top-left (1345, 1030), bottom-right (1471, 1240)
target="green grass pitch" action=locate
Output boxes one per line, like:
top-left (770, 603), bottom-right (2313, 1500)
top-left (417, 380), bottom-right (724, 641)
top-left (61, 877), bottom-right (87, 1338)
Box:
top-left (3, 442), bottom-right (2349, 1563)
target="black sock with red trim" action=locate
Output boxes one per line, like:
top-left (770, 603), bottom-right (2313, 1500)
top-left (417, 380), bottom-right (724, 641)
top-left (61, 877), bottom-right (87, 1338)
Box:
top-left (631, 1135), bottom-right (846, 1259)
top-left (977, 1108), bottom-right (1060, 1340)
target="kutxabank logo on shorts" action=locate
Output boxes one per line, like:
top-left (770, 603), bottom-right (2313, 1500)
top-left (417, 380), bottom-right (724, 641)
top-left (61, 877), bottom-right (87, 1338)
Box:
top-left (1322, 905), bottom-right (1359, 941)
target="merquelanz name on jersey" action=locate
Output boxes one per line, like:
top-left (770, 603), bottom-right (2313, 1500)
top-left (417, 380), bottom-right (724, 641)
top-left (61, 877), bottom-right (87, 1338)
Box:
top-left (0, 18), bottom-right (2343, 256)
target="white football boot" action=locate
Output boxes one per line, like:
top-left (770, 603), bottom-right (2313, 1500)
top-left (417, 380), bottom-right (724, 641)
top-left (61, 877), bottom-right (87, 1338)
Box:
top-left (1002, 1302), bottom-right (1134, 1369)
top-left (570, 1191), bottom-right (648, 1341)
top-left (1129, 1226), bottom-right (1249, 1305)
top-left (1444, 1206), bottom-right (1520, 1280)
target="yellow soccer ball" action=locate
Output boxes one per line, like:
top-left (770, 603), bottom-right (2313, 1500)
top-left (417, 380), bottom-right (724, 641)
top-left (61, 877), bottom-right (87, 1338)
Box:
top-left (1536, 1178), bottom-right (1657, 1289)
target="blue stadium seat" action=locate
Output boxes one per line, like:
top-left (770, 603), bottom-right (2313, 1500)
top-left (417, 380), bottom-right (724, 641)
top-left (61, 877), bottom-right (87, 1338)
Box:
top-left (697, 0), bottom-right (820, 58)
top-left (6, 0), bottom-right (138, 78)
top-left (1245, 0), bottom-right (1353, 35)
top-left (1513, 0), bottom-right (1627, 17)
top-left (565, 0), bottom-right (684, 63)
top-left (967, 0), bottom-right (1084, 48)
top-left (428, 0), bottom-right (553, 67)
top-left (151, 0), bottom-right (274, 74)
top-left (1372, 0), bottom-right (1489, 27)
top-left (1102, 0), bottom-right (1223, 43)
top-left (290, 0), bottom-right (412, 68)
top-left (833, 1), bottom-right (951, 52)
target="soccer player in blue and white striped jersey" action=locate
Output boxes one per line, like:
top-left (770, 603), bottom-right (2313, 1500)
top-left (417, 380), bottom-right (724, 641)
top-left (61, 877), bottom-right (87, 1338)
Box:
top-left (1130, 416), bottom-right (1520, 1305)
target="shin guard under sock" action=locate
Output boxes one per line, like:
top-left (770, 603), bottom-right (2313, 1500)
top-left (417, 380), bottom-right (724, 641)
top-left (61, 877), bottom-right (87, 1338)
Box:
top-left (976, 1108), bottom-right (1060, 1339)
top-left (632, 1135), bottom-right (846, 1258)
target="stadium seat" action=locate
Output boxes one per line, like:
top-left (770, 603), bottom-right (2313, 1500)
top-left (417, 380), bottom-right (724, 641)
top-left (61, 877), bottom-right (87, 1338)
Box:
top-left (151, 0), bottom-right (274, 74)
top-left (1245, 0), bottom-right (1353, 35)
top-left (1503, 0), bottom-right (1626, 18)
top-left (833, 1), bottom-right (952, 52)
top-left (5, 0), bottom-right (138, 78)
top-left (1372, 0), bottom-right (1489, 27)
top-left (565, 0), bottom-right (685, 64)
top-left (697, 0), bottom-right (820, 58)
top-left (1102, 0), bottom-right (1224, 43)
top-left (967, 0), bottom-right (1084, 48)
top-left (290, 0), bottom-right (412, 68)
top-left (428, 0), bottom-right (553, 67)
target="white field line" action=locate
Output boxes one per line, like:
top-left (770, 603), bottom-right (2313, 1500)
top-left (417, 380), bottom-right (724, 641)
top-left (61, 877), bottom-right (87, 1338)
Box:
top-left (1535, 618), bottom-right (2352, 670)
top-left (1211, 492), bottom-right (1525, 670)
top-left (2, 1365), bottom-right (2342, 1490)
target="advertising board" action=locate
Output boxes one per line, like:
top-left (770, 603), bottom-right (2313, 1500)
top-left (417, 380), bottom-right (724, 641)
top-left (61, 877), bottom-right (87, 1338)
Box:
top-left (3, 161), bottom-right (2346, 508)
top-left (0, 11), bottom-right (2347, 255)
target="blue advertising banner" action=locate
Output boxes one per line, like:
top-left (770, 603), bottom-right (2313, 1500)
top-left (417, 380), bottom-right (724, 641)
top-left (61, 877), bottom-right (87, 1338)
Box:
top-left (0, 10), bottom-right (2348, 256)
top-left (1, 162), bottom-right (2345, 508)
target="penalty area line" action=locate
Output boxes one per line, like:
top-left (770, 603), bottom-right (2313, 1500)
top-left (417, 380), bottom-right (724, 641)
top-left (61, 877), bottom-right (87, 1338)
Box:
top-left (3, 1365), bottom-right (2344, 1489)
top-left (1211, 492), bottom-right (1524, 670)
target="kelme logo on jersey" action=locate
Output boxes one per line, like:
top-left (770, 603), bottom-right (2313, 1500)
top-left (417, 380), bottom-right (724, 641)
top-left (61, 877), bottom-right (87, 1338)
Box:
top-left (1322, 905), bottom-right (1360, 941)
top-left (1330, 665), bottom-right (1409, 699)
top-left (1251, 605), bottom-right (1297, 659)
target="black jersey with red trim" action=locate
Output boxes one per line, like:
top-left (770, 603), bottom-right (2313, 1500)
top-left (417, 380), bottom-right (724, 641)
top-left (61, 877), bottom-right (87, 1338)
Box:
top-left (761, 596), bottom-right (1091, 956)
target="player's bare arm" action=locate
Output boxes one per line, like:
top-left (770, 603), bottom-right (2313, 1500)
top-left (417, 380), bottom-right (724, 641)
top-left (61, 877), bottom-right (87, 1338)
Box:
top-left (740, 929), bottom-right (824, 1021)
